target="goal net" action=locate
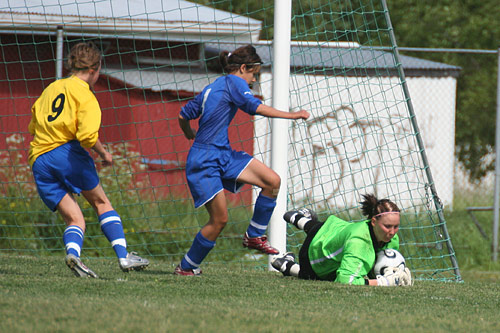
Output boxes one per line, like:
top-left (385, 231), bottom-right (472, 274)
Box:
top-left (0, 0), bottom-right (460, 281)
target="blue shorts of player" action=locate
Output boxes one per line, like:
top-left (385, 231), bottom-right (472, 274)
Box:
top-left (186, 142), bottom-right (253, 208)
top-left (32, 140), bottom-right (99, 211)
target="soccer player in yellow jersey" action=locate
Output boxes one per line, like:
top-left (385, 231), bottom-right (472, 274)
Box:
top-left (28, 42), bottom-right (148, 278)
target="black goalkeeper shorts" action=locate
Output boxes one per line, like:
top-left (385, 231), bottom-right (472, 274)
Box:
top-left (298, 220), bottom-right (322, 280)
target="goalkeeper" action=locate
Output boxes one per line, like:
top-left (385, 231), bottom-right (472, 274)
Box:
top-left (28, 42), bottom-right (149, 278)
top-left (272, 194), bottom-right (412, 286)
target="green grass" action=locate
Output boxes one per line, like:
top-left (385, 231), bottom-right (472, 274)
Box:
top-left (1, 255), bottom-right (499, 332)
top-left (444, 208), bottom-right (500, 272)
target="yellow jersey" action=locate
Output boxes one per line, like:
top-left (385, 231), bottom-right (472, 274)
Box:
top-left (28, 75), bottom-right (101, 166)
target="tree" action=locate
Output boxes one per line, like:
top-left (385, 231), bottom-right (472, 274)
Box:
top-left (387, 0), bottom-right (500, 180)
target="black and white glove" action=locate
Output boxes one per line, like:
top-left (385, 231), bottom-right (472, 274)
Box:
top-left (377, 266), bottom-right (413, 287)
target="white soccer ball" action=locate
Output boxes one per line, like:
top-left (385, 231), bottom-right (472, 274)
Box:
top-left (373, 249), bottom-right (406, 276)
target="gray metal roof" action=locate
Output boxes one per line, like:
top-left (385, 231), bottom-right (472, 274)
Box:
top-left (101, 41), bottom-right (460, 94)
top-left (205, 42), bottom-right (461, 77)
top-left (0, 0), bottom-right (261, 42)
top-left (101, 67), bottom-right (220, 93)
top-left (5, 0), bottom-right (259, 24)
top-left (0, 1), bottom-right (461, 76)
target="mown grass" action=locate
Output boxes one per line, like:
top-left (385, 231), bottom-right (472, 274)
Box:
top-left (1, 255), bottom-right (499, 332)
top-left (444, 203), bottom-right (500, 272)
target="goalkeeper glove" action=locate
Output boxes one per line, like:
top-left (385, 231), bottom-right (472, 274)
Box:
top-left (400, 266), bottom-right (413, 286)
top-left (376, 266), bottom-right (407, 287)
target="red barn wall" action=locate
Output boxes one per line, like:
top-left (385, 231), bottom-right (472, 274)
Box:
top-left (0, 36), bottom-right (255, 205)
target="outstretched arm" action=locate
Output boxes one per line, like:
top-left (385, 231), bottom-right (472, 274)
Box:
top-left (255, 104), bottom-right (310, 120)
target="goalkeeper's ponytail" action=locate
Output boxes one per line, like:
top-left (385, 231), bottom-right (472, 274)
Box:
top-left (360, 193), bottom-right (400, 219)
top-left (67, 42), bottom-right (102, 73)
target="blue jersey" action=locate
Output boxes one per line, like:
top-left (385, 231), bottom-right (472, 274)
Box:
top-left (180, 74), bottom-right (262, 148)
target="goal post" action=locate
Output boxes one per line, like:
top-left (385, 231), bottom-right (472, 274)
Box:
top-left (268, 0), bottom-right (292, 265)
top-left (380, 0), bottom-right (459, 273)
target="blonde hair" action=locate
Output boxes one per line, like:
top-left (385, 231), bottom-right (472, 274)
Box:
top-left (67, 42), bottom-right (102, 73)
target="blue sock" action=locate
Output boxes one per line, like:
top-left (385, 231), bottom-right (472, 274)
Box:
top-left (246, 194), bottom-right (276, 237)
top-left (181, 231), bottom-right (216, 270)
top-left (99, 210), bottom-right (128, 259)
top-left (63, 225), bottom-right (84, 257)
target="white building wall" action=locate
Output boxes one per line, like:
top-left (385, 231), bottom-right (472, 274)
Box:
top-left (254, 73), bottom-right (457, 211)
top-left (405, 77), bottom-right (457, 209)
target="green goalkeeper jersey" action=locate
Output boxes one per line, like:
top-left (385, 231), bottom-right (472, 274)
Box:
top-left (308, 215), bottom-right (399, 285)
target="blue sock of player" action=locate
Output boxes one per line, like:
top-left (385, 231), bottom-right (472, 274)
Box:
top-left (99, 210), bottom-right (128, 259)
top-left (63, 225), bottom-right (84, 257)
top-left (181, 231), bottom-right (216, 270)
top-left (246, 194), bottom-right (277, 238)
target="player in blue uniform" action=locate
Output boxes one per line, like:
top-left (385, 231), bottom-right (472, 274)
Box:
top-left (176, 44), bottom-right (310, 275)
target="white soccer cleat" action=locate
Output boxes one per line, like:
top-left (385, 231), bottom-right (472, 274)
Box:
top-left (119, 252), bottom-right (149, 272)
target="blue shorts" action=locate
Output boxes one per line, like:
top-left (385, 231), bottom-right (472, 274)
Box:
top-left (32, 141), bottom-right (99, 211)
top-left (186, 142), bottom-right (253, 208)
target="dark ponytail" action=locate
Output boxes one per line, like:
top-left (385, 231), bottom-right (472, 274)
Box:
top-left (219, 44), bottom-right (262, 74)
top-left (360, 193), bottom-right (400, 219)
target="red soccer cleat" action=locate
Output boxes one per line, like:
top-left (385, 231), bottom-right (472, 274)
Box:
top-left (242, 233), bottom-right (279, 255)
top-left (173, 264), bottom-right (202, 276)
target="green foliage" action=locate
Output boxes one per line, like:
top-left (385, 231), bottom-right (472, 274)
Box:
top-left (0, 134), bottom-right (61, 253)
top-left (383, 0), bottom-right (500, 180)
top-left (447, 188), bottom-right (500, 271)
top-left (0, 135), bottom-right (259, 264)
top-left (1, 255), bottom-right (499, 332)
top-left (193, 0), bottom-right (390, 43)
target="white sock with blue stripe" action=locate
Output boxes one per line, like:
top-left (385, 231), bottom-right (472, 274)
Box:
top-left (63, 225), bottom-right (84, 257)
top-left (246, 194), bottom-right (276, 238)
top-left (99, 210), bottom-right (128, 259)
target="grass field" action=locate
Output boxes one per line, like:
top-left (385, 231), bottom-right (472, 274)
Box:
top-left (1, 255), bottom-right (499, 332)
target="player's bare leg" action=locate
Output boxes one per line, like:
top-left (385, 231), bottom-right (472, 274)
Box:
top-left (82, 184), bottom-right (149, 272)
top-left (238, 159), bottom-right (280, 254)
top-left (201, 192), bottom-right (229, 241)
top-left (175, 192), bottom-right (227, 276)
top-left (58, 194), bottom-right (98, 278)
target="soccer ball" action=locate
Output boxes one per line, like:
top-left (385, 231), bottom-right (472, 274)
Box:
top-left (373, 249), bottom-right (406, 276)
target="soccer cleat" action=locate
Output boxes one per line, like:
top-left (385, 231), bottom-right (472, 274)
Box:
top-left (119, 252), bottom-right (150, 272)
top-left (297, 208), bottom-right (318, 222)
top-left (283, 210), bottom-right (304, 224)
top-left (242, 233), bottom-right (279, 255)
top-left (271, 252), bottom-right (296, 275)
top-left (283, 208), bottom-right (317, 223)
top-left (282, 252), bottom-right (296, 262)
top-left (65, 254), bottom-right (98, 278)
top-left (174, 264), bottom-right (202, 276)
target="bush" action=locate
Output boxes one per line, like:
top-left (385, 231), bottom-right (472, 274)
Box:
top-left (0, 136), bottom-right (258, 263)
